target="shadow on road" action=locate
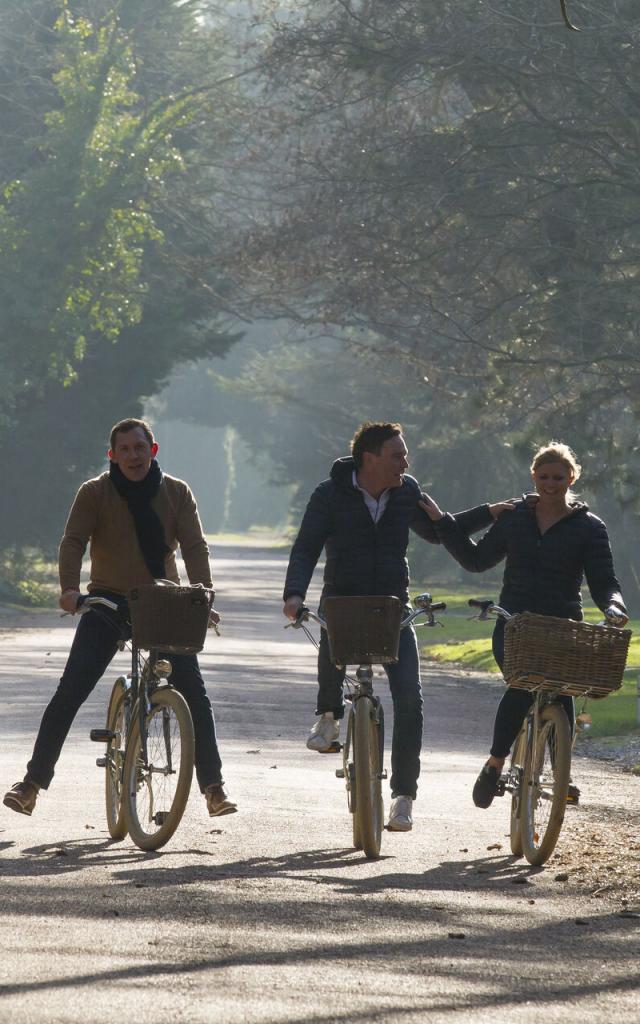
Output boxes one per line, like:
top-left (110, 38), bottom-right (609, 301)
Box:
top-left (0, 908), bottom-right (637, 1019)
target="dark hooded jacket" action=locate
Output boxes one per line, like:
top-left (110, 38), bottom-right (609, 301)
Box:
top-left (434, 496), bottom-right (626, 620)
top-left (283, 456), bottom-right (493, 605)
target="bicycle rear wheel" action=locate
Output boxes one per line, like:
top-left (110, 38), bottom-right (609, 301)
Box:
top-left (353, 696), bottom-right (383, 859)
top-left (509, 726), bottom-right (526, 857)
top-left (521, 703), bottom-right (571, 866)
top-left (123, 687), bottom-right (195, 851)
top-left (105, 677), bottom-right (129, 841)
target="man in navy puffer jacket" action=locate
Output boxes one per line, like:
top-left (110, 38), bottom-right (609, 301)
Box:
top-left (283, 421), bottom-right (508, 832)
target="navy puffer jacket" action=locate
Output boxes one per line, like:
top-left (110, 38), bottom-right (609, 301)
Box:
top-left (283, 457), bottom-right (493, 605)
top-left (434, 496), bottom-right (626, 619)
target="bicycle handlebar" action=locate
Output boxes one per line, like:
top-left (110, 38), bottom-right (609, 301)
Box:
top-left (468, 598), bottom-right (511, 621)
top-left (288, 596), bottom-right (447, 632)
top-left (468, 598), bottom-right (628, 629)
top-left (76, 595), bottom-right (120, 613)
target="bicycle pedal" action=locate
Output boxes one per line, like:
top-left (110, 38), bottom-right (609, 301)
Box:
top-left (153, 811), bottom-right (170, 826)
top-left (95, 756), bottom-right (107, 768)
top-left (377, 771), bottom-right (388, 780)
top-left (335, 768), bottom-right (345, 778)
top-left (320, 741), bottom-right (342, 753)
top-left (495, 779), bottom-right (506, 797)
top-left (90, 729), bottom-right (116, 742)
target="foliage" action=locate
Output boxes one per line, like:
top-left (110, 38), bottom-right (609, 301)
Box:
top-left (221, 2), bottom-right (640, 479)
top-left (0, 0), bottom-right (240, 561)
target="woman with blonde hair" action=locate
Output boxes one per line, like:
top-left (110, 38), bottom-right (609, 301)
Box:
top-left (420, 441), bottom-right (628, 808)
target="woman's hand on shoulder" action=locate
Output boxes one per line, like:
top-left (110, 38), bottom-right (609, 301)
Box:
top-left (419, 493), bottom-right (444, 521)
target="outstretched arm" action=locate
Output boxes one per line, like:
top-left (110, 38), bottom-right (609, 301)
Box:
top-left (411, 497), bottom-right (496, 544)
top-left (418, 494), bottom-right (509, 572)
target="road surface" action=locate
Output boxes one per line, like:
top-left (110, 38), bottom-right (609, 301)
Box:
top-left (0, 544), bottom-right (638, 1023)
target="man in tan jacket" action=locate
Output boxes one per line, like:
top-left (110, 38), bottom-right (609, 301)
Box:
top-left (3, 418), bottom-right (236, 819)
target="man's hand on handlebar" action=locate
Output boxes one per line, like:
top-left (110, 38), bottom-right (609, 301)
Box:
top-left (283, 595), bottom-right (304, 620)
top-left (59, 589), bottom-right (81, 614)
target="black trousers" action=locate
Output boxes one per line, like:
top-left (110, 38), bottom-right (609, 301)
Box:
top-left (27, 606), bottom-right (223, 791)
top-left (316, 625), bottom-right (423, 800)
top-left (490, 619), bottom-right (574, 759)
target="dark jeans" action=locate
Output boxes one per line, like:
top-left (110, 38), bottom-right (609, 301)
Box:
top-left (27, 607), bottom-right (223, 792)
top-left (490, 620), bottom-right (574, 759)
top-left (316, 625), bottom-right (423, 800)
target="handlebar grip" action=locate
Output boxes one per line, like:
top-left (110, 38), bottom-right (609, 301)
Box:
top-left (430, 602), bottom-right (446, 612)
top-left (468, 598), bottom-right (491, 608)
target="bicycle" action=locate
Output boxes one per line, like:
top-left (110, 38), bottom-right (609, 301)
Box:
top-left (469, 599), bottom-right (631, 866)
top-left (287, 593), bottom-right (446, 859)
top-left (85, 584), bottom-right (214, 851)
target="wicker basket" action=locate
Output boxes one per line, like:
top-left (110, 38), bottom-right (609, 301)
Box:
top-left (128, 584), bottom-right (214, 654)
top-left (503, 611), bottom-right (631, 698)
top-left (323, 595), bottom-right (403, 666)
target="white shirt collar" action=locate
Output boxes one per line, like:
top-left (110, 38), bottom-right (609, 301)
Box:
top-left (353, 470), bottom-right (390, 524)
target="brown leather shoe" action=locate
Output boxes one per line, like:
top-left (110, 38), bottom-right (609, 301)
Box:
top-left (204, 783), bottom-right (237, 817)
top-left (3, 778), bottom-right (39, 816)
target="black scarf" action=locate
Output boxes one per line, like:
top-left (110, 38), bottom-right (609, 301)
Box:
top-left (109, 459), bottom-right (171, 579)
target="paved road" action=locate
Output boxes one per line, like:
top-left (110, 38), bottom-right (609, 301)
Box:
top-left (0, 545), bottom-right (638, 1024)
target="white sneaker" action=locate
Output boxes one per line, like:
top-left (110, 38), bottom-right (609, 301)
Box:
top-left (387, 795), bottom-right (413, 832)
top-left (306, 713), bottom-right (340, 752)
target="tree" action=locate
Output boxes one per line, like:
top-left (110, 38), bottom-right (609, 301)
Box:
top-left (0, 0), bottom-right (241, 572)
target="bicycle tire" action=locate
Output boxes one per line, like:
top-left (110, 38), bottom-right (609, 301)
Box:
top-left (105, 677), bottom-right (129, 841)
top-left (521, 703), bottom-right (571, 866)
top-left (509, 726), bottom-right (526, 857)
top-left (353, 696), bottom-right (383, 859)
top-left (343, 711), bottom-right (363, 850)
top-left (123, 687), bottom-right (195, 851)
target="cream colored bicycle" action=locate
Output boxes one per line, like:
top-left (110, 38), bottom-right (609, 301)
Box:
top-left (288, 594), bottom-right (445, 859)
top-left (470, 599), bottom-right (630, 865)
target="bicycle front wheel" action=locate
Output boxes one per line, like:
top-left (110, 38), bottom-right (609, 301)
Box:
top-left (105, 678), bottom-right (129, 841)
top-left (123, 688), bottom-right (195, 851)
top-left (354, 696), bottom-right (383, 859)
top-left (343, 711), bottom-right (362, 850)
top-left (509, 726), bottom-right (526, 857)
top-left (521, 703), bottom-right (571, 866)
